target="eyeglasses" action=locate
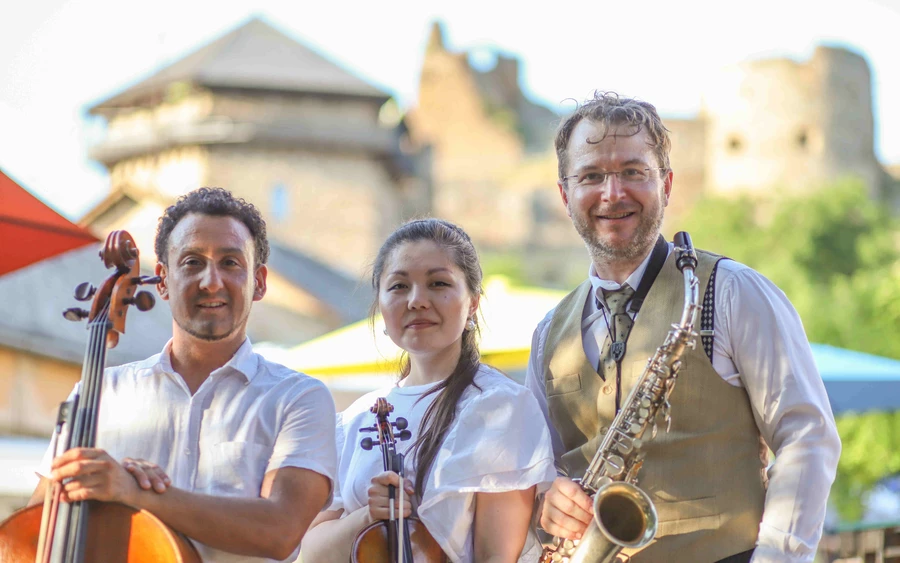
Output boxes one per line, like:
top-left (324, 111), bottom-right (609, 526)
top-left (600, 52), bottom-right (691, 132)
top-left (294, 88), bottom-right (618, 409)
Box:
top-left (563, 167), bottom-right (667, 189)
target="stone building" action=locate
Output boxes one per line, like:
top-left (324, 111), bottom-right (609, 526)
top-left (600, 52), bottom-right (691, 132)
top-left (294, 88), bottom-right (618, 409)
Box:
top-left (86, 17), bottom-right (429, 278)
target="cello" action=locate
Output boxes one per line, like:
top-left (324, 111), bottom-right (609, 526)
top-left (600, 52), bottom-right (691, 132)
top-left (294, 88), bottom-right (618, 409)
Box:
top-left (0, 230), bottom-right (200, 563)
top-left (351, 398), bottom-right (447, 563)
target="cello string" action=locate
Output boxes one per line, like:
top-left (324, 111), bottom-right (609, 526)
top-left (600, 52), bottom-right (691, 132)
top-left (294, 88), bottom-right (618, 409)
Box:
top-left (50, 318), bottom-right (100, 561)
top-left (63, 310), bottom-right (107, 561)
top-left (84, 307), bottom-right (109, 448)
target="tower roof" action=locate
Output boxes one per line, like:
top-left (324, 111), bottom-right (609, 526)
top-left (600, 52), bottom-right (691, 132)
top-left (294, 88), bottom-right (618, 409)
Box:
top-left (91, 17), bottom-right (389, 112)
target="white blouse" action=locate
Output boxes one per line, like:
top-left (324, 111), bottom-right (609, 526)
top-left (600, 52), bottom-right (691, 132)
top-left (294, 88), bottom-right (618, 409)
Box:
top-left (330, 365), bottom-right (557, 562)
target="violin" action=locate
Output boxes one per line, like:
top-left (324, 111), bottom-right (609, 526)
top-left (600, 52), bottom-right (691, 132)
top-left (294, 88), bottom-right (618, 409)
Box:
top-left (0, 230), bottom-right (200, 563)
top-left (351, 398), bottom-right (447, 563)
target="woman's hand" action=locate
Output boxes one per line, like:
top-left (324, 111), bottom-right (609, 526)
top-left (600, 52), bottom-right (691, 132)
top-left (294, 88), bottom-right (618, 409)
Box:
top-left (367, 471), bottom-right (414, 522)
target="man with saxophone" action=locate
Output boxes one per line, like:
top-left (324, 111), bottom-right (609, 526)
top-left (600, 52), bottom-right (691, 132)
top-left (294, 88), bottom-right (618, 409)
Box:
top-left (525, 92), bottom-right (841, 562)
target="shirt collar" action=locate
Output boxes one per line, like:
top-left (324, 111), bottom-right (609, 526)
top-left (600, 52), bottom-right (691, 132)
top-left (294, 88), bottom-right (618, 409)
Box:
top-left (588, 243), bottom-right (671, 312)
top-left (144, 337), bottom-right (259, 383)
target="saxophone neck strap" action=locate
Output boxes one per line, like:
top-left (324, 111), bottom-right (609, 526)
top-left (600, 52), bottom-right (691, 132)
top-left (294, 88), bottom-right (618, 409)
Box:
top-left (629, 234), bottom-right (669, 314)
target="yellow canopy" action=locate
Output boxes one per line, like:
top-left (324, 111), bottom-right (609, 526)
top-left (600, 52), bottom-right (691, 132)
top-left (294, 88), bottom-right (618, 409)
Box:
top-left (286, 276), bottom-right (567, 376)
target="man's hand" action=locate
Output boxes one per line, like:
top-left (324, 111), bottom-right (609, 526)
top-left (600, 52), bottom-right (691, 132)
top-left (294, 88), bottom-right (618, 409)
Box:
top-left (123, 457), bottom-right (171, 494)
top-left (540, 477), bottom-right (594, 540)
top-left (50, 448), bottom-right (165, 505)
top-left (367, 471), bottom-right (413, 523)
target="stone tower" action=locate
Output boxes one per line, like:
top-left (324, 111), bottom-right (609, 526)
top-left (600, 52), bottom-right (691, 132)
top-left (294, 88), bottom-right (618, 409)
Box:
top-left (701, 46), bottom-right (891, 198)
top-left (86, 17), bottom-right (428, 276)
top-left (407, 22), bottom-right (567, 251)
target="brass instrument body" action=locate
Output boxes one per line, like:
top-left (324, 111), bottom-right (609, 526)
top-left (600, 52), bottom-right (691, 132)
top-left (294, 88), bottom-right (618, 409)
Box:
top-left (541, 232), bottom-right (701, 563)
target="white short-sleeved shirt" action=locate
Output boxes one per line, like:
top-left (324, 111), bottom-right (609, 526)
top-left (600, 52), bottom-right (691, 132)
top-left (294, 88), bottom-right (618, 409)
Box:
top-left (41, 338), bottom-right (338, 563)
top-left (330, 365), bottom-right (556, 563)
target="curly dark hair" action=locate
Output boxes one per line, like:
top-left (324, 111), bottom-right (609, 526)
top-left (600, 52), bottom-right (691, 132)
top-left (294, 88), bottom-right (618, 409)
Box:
top-left (154, 187), bottom-right (270, 266)
top-left (556, 91), bottom-right (672, 189)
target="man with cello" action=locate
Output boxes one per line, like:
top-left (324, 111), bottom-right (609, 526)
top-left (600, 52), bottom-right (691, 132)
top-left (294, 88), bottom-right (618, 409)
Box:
top-left (25, 187), bottom-right (337, 562)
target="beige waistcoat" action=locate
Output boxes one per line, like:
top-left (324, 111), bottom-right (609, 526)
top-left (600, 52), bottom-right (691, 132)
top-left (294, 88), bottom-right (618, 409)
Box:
top-left (542, 250), bottom-right (767, 563)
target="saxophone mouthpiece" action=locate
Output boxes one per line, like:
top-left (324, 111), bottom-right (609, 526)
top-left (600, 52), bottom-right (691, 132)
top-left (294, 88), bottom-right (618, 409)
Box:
top-left (674, 231), bottom-right (698, 272)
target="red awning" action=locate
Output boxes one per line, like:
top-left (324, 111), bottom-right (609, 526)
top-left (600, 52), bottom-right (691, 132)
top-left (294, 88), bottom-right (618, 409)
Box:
top-left (0, 168), bottom-right (99, 276)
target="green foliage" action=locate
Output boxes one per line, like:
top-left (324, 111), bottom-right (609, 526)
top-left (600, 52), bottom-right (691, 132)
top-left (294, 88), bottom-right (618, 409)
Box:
top-left (832, 411), bottom-right (900, 522)
top-left (480, 250), bottom-right (529, 284)
top-left (684, 179), bottom-right (900, 359)
top-left (682, 180), bottom-right (900, 522)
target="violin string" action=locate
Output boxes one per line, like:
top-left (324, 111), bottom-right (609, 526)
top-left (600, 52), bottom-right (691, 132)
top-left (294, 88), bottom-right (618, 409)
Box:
top-left (398, 470), bottom-right (404, 563)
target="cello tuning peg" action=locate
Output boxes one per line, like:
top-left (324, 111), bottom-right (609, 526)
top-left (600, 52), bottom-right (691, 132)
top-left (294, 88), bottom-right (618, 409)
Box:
top-left (73, 282), bottom-right (96, 301)
top-left (397, 429), bottom-right (412, 441)
top-left (393, 417), bottom-right (408, 431)
top-left (137, 275), bottom-right (162, 285)
top-left (63, 308), bottom-right (89, 322)
top-left (124, 291), bottom-right (155, 311)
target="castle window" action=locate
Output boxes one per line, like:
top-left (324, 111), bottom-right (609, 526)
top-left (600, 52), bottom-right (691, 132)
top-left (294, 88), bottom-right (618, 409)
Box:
top-left (727, 135), bottom-right (743, 153)
top-left (271, 183), bottom-right (289, 222)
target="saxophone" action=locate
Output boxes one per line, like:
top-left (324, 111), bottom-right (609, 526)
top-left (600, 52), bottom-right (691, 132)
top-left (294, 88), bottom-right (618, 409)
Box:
top-left (540, 232), bottom-right (702, 563)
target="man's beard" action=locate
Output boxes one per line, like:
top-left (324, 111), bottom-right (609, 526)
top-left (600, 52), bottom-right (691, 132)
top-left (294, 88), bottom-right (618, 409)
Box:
top-left (174, 307), bottom-right (250, 342)
top-left (571, 199), bottom-right (665, 267)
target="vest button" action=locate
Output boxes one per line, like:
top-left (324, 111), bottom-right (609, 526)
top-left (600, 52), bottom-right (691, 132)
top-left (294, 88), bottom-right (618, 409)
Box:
top-left (602, 384), bottom-right (613, 395)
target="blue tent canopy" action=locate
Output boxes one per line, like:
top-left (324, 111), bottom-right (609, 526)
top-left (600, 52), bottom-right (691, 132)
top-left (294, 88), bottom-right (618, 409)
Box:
top-left (813, 344), bottom-right (900, 415)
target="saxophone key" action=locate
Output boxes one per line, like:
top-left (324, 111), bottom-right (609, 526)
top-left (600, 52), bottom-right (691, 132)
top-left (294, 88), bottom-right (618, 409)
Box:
top-left (606, 454), bottom-right (626, 476)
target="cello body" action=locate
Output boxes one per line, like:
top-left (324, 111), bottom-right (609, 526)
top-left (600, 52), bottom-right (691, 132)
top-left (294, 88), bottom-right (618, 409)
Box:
top-left (0, 503), bottom-right (199, 563)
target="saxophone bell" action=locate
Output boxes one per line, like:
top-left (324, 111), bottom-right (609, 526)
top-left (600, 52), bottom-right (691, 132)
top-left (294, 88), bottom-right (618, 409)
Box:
top-left (565, 482), bottom-right (658, 563)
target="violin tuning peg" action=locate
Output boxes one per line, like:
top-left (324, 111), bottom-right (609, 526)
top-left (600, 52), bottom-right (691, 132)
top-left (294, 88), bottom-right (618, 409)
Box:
top-left (73, 282), bottom-right (96, 302)
top-left (360, 437), bottom-right (376, 451)
top-left (138, 275), bottom-right (162, 285)
top-left (63, 308), bottom-right (89, 322)
top-left (398, 429), bottom-right (412, 441)
top-left (393, 417), bottom-right (408, 431)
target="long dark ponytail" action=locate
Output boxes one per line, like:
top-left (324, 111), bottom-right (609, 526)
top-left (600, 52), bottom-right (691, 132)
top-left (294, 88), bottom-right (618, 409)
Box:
top-left (371, 218), bottom-right (483, 499)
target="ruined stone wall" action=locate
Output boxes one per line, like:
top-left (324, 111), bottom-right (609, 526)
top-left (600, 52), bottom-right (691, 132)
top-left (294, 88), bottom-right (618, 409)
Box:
top-left (664, 117), bottom-right (707, 223)
top-left (701, 46), bottom-right (883, 197)
top-left (408, 30), bottom-right (526, 248)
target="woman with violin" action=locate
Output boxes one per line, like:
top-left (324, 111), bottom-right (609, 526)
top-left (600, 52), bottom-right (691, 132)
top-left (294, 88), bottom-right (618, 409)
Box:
top-left (301, 219), bottom-right (557, 562)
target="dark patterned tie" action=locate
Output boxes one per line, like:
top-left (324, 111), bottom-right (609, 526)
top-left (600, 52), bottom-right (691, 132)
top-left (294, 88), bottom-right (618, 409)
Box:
top-left (599, 284), bottom-right (635, 381)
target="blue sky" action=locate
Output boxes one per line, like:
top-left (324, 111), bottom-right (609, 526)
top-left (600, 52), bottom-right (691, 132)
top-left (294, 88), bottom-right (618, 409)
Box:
top-left (1, 0), bottom-right (897, 219)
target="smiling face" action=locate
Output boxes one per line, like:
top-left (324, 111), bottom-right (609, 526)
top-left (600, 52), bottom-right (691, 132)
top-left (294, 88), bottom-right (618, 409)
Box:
top-left (559, 120), bottom-right (672, 272)
top-left (378, 240), bottom-right (478, 362)
top-left (156, 213), bottom-right (266, 345)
